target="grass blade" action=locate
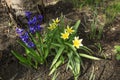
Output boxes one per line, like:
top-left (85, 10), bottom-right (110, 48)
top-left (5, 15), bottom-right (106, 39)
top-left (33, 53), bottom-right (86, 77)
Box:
top-left (50, 46), bottom-right (65, 69)
top-left (79, 53), bottom-right (100, 60)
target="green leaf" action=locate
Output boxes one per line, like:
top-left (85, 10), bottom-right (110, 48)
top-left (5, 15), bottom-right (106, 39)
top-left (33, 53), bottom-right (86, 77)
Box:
top-left (80, 46), bottom-right (94, 55)
top-left (65, 42), bottom-right (76, 52)
top-left (50, 46), bottom-right (65, 69)
top-left (51, 43), bottom-right (61, 47)
top-left (74, 56), bottom-right (80, 76)
top-left (79, 53), bottom-right (100, 60)
top-left (69, 20), bottom-right (81, 41)
top-left (36, 32), bottom-right (41, 42)
top-left (67, 51), bottom-right (74, 70)
top-left (18, 41), bottom-right (43, 63)
top-left (11, 50), bottom-right (29, 64)
top-left (73, 20), bottom-right (81, 32)
top-left (52, 71), bottom-right (59, 80)
top-left (35, 33), bottom-right (46, 58)
top-left (89, 67), bottom-right (95, 80)
top-left (65, 42), bottom-right (79, 57)
top-left (116, 54), bottom-right (120, 60)
top-left (18, 41), bottom-right (32, 54)
top-left (49, 57), bottom-right (63, 75)
top-left (25, 49), bottom-right (30, 54)
top-left (67, 51), bottom-right (81, 79)
top-left (29, 33), bottom-right (37, 45)
top-left (114, 45), bottom-right (120, 53)
top-left (44, 47), bottom-right (49, 59)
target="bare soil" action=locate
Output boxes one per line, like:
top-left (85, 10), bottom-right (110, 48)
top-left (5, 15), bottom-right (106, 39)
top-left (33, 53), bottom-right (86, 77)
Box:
top-left (0, 1), bottom-right (120, 80)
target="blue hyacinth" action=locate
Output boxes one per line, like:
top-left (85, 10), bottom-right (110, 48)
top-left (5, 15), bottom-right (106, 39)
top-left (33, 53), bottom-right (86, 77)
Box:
top-left (38, 15), bottom-right (43, 22)
top-left (25, 11), bottom-right (32, 19)
top-left (27, 14), bottom-right (43, 33)
top-left (28, 16), bottom-right (37, 25)
top-left (16, 28), bottom-right (35, 48)
top-left (16, 28), bottom-right (24, 35)
top-left (16, 12), bottom-right (43, 48)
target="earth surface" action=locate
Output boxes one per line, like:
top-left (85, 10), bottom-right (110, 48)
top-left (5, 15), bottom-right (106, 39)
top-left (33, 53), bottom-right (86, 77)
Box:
top-left (0, 0), bottom-right (120, 80)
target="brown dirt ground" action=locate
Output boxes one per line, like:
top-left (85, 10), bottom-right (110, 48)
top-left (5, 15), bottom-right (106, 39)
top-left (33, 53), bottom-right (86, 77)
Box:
top-left (0, 1), bottom-right (120, 80)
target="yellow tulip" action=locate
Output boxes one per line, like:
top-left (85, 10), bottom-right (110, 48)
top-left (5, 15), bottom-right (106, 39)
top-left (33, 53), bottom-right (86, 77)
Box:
top-left (73, 37), bottom-right (83, 49)
top-left (61, 32), bottom-right (69, 40)
top-left (65, 25), bottom-right (74, 34)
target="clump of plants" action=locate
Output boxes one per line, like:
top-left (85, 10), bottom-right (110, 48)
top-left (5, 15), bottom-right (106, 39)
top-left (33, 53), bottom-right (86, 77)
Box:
top-left (12, 12), bottom-right (100, 80)
top-left (62, 0), bottom-right (104, 8)
top-left (62, 0), bottom-right (81, 8)
top-left (114, 45), bottom-right (120, 60)
top-left (88, 9), bottom-right (105, 40)
top-left (105, 0), bottom-right (120, 23)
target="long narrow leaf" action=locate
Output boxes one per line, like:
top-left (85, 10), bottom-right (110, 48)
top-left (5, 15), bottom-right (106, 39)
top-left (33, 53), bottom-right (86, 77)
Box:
top-left (69, 20), bottom-right (81, 41)
top-left (11, 50), bottom-right (29, 64)
top-left (52, 71), bottom-right (59, 80)
top-left (67, 51), bottom-right (81, 79)
top-left (114, 45), bottom-right (120, 52)
top-left (18, 41), bottom-right (33, 53)
top-left (11, 50), bottom-right (27, 62)
top-left (65, 42), bottom-right (79, 57)
top-left (80, 46), bottom-right (94, 54)
top-left (51, 43), bottom-right (61, 47)
top-left (49, 58), bottom-right (63, 75)
top-left (89, 67), bottom-right (95, 80)
top-left (50, 46), bottom-right (65, 69)
top-left (44, 47), bottom-right (49, 59)
top-left (74, 56), bottom-right (80, 76)
top-left (67, 51), bottom-right (74, 70)
top-left (79, 53), bottom-right (100, 60)
top-left (73, 20), bottom-right (81, 32)
top-left (18, 41), bottom-right (42, 62)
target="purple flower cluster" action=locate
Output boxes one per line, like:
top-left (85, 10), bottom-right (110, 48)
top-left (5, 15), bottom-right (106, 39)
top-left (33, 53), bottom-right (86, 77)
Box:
top-left (16, 28), bottom-right (35, 48)
top-left (26, 12), bottom-right (43, 33)
top-left (16, 12), bottom-right (43, 48)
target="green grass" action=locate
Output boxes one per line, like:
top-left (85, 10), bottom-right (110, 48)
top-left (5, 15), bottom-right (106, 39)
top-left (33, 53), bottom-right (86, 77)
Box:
top-left (105, 0), bottom-right (120, 23)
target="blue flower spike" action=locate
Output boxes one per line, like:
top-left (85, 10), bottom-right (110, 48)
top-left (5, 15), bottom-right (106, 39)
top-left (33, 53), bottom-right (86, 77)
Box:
top-left (16, 28), bottom-right (24, 35)
top-left (27, 12), bottom-right (43, 34)
top-left (28, 16), bottom-right (37, 25)
top-left (25, 11), bottom-right (32, 19)
top-left (16, 27), bottom-right (35, 48)
top-left (16, 12), bottom-right (43, 48)
top-left (38, 15), bottom-right (43, 22)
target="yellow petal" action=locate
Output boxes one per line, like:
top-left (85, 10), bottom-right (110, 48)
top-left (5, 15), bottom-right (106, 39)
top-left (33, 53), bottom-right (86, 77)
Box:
top-left (73, 37), bottom-right (83, 49)
top-left (52, 18), bottom-right (60, 23)
top-left (65, 25), bottom-right (74, 34)
top-left (61, 32), bottom-right (69, 40)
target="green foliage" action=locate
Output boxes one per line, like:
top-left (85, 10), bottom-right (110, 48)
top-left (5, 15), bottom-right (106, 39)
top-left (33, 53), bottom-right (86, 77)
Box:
top-left (12, 15), bottom-right (100, 80)
top-left (114, 45), bottom-right (120, 60)
top-left (88, 9), bottom-right (104, 40)
top-left (81, 0), bottom-right (103, 6)
top-left (62, 0), bottom-right (81, 8)
top-left (89, 67), bottom-right (95, 80)
top-left (12, 32), bottom-right (49, 68)
top-left (63, 0), bottom-right (103, 8)
top-left (47, 17), bottom-right (100, 80)
top-left (106, 1), bottom-right (120, 23)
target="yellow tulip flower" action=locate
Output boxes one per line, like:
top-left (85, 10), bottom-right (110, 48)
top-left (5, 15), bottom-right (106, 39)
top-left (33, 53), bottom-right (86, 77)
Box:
top-left (65, 25), bottom-right (74, 34)
top-left (48, 23), bottom-right (57, 30)
top-left (73, 37), bottom-right (83, 49)
top-left (52, 18), bottom-right (60, 23)
top-left (61, 32), bottom-right (69, 40)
